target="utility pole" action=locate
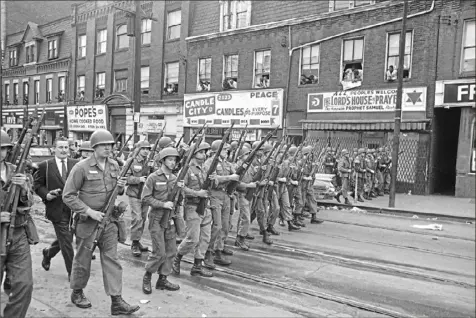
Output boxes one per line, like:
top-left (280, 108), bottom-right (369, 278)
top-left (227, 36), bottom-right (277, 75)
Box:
top-left (0, 0), bottom-right (6, 128)
top-left (132, 0), bottom-right (141, 144)
top-left (389, 0), bottom-right (409, 208)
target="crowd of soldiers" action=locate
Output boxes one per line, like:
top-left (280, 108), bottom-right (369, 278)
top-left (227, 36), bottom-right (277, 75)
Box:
top-left (0, 125), bottom-right (393, 317)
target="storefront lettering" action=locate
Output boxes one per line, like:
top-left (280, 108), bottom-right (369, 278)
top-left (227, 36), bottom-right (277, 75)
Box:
top-left (250, 91), bottom-right (278, 98)
top-left (184, 96), bottom-right (216, 117)
top-left (443, 83), bottom-right (475, 103)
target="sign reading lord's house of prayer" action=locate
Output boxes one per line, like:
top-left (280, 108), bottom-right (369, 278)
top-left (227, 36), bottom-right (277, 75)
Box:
top-left (183, 88), bottom-right (283, 128)
top-left (307, 87), bottom-right (427, 113)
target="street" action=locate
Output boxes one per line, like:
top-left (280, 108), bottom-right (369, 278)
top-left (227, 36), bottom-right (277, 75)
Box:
top-left (2, 196), bottom-right (474, 318)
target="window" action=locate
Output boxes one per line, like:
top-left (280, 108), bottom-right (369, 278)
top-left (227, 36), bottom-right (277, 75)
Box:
top-left (386, 31), bottom-right (413, 80)
top-left (300, 45), bottom-right (320, 85)
top-left (141, 66), bottom-right (150, 94)
top-left (78, 35), bottom-right (87, 58)
top-left (58, 77), bottom-right (66, 102)
top-left (9, 49), bottom-right (18, 67)
top-left (223, 55), bottom-right (238, 90)
top-left (141, 19), bottom-right (152, 45)
top-left (46, 79), bottom-right (53, 103)
top-left (116, 25), bottom-right (129, 49)
top-left (330, 0), bottom-right (374, 11)
top-left (96, 29), bottom-right (107, 54)
top-left (13, 83), bottom-right (18, 104)
top-left (4, 84), bottom-right (10, 104)
top-left (167, 10), bottom-right (181, 40)
top-left (254, 50), bottom-right (270, 88)
top-left (114, 69), bottom-right (128, 92)
top-left (220, 0), bottom-right (251, 31)
top-left (26, 45), bottom-right (35, 63)
top-left (77, 75), bottom-right (85, 100)
top-left (164, 62), bottom-right (179, 95)
top-left (341, 38), bottom-right (364, 89)
top-left (197, 58), bottom-right (211, 92)
top-left (34, 80), bottom-right (40, 104)
top-left (48, 40), bottom-right (58, 59)
top-left (461, 20), bottom-right (475, 73)
top-left (23, 82), bottom-right (29, 105)
top-left (95, 72), bottom-right (106, 98)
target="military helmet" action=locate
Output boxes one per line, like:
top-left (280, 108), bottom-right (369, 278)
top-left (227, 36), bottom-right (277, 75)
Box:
top-left (194, 141), bottom-right (211, 154)
top-left (136, 140), bottom-right (152, 149)
top-left (211, 140), bottom-right (230, 152)
top-left (158, 136), bottom-right (174, 149)
top-left (378, 147), bottom-right (383, 152)
top-left (230, 141), bottom-right (239, 149)
top-left (262, 143), bottom-right (273, 153)
top-left (252, 141), bottom-right (262, 150)
top-left (158, 147), bottom-right (180, 161)
top-left (238, 147), bottom-right (251, 157)
top-left (280, 145), bottom-right (287, 153)
top-left (302, 146), bottom-right (313, 155)
top-left (358, 148), bottom-right (366, 154)
top-left (288, 146), bottom-right (298, 155)
top-left (0, 130), bottom-right (13, 148)
top-left (341, 149), bottom-right (349, 155)
top-left (90, 129), bottom-right (115, 148)
top-left (79, 141), bottom-right (93, 152)
top-left (243, 142), bottom-right (251, 149)
top-left (327, 147), bottom-right (332, 152)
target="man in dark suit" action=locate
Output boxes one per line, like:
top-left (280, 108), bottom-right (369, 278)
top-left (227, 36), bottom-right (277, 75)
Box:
top-left (34, 136), bottom-right (78, 280)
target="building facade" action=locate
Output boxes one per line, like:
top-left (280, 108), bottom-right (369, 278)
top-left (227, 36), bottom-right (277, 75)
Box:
top-left (2, 17), bottom-right (72, 145)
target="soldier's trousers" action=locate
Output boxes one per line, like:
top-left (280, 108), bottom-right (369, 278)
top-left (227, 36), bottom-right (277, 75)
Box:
top-left (208, 190), bottom-right (230, 252)
top-left (177, 206), bottom-right (212, 260)
top-left (0, 228), bottom-right (33, 318)
top-left (70, 222), bottom-right (122, 296)
top-left (302, 181), bottom-right (318, 215)
top-left (128, 196), bottom-right (148, 241)
top-left (383, 171), bottom-right (391, 192)
top-left (277, 183), bottom-right (293, 221)
top-left (364, 173), bottom-right (373, 193)
top-left (146, 210), bottom-right (176, 276)
top-left (255, 193), bottom-right (268, 232)
top-left (358, 176), bottom-right (365, 196)
top-left (267, 187), bottom-right (280, 226)
top-left (237, 193), bottom-right (251, 237)
top-left (289, 184), bottom-right (304, 216)
top-left (340, 177), bottom-right (349, 199)
top-left (45, 214), bottom-right (74, 276)
top-left (376, 170), bottom-right (384, 193)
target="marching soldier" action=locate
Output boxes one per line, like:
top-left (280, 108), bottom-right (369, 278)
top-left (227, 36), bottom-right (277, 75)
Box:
top-left (125, 140), bottom-right (152, 257)
top-left (1, 130), bottom-right (38, 318)
top-left (375, 148), bottom-right (384, 196)
top-left (382, 147), bottom-right (392, 194)
top-left (353, 148), bottom-right (366, 202)
top-left (335, 149), bottom-right (352, 205)
top-left (323, 147), bottom-right (335, 174)
top-left (62, 129), bottom-right (139, 315)
top-left (301, 146), bottom-right (323, 225)
top-left (287, 146), bottom-right (305, 228)
top-left (78, 141), bottom-right (94, 159)
top-left (141, 147), bottom-right (182, 293)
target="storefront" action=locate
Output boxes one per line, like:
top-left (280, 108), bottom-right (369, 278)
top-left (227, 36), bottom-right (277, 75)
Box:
top-left (66, 104), bottom-right (108, 145)
top-left (434, 79), bottom-right (475, 198)
top-left (183, 88), bottom-right (283, 143)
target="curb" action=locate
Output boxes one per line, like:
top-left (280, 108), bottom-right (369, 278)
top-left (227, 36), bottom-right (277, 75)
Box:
top-left (316, 200), bottom-right (476, 223)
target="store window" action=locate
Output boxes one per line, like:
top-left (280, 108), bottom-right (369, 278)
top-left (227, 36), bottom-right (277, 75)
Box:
top-left (114, 69), bottom-right (128, 92)
top-left (141, 66), bottom-right (150, 94)
top-left (197, 58), bottom-right (211, 92)
top-left (142, 19), bottom-right (152, 45)
top-left (78, 34), bottom-right (87, 58)
top-left (300, 44), bottom-right (319, 85)
top-left (96, 29), bottom-right (107, 54)
top-left (34, 80), bottom-right (40, 104)
top-left (95, 72), bottom-right (106, 98)
top-left (77, 75), bottom-right (85, 100)
top-left (46, 78), bottom-right (53, 103)
top-left (220, 0), bottom-right (251, 32)
top-left (386, 31), bottom-right (413, 81)
top-left (461, 20), bottom-right (475, 73)
top-left (254, 50), bottom-right (270, 88)
top-left (164, 62), bottom-right (179, 95)
top-left (341, 38), bottom-right (364, 90)
top-left (167, 10), bottom-right (181, 40)
top-left (116, 25), bottom-right (129, 49)
top-left (223, 54), bottom-right (238, 90)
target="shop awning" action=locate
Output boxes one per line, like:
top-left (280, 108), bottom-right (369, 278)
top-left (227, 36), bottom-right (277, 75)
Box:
top-left (301, 119), bottom-right (430, 131)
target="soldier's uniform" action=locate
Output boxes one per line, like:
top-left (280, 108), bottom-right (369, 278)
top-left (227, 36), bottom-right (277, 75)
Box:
top-left (323, 149), bottom-right (335, 174)
top-left (382, 149), bottom-right (392, 194)
top-left (276, 151), bottom-right (300, 231)
top-left (235, 147), bottom-right (255, 250)
top-left (335, 149), bottom-right (352, 205)
top-left (375, 148), bottom-right (384, 196)
top-left (301, 147), bottom-right (321, 224)
top-left (353, 149), bottom-right (366, 202)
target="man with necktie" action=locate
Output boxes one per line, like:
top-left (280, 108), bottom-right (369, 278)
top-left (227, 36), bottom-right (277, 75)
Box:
top-left (34, 137), bottom-right (78, 281)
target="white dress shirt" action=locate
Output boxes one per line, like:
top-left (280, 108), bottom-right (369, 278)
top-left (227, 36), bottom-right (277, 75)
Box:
top-left (55, 156), bottom-right (67, 177)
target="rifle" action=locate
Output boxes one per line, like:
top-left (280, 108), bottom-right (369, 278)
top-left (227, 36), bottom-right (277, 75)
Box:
top-left (136, 131), bottom-right (162, 198)
top-left (6, 115), bottom-right (34, 164)
top-left (196, 123), bottom-right (234, 215)
top-left (265, 136), bottom-right (291, 201)
top-left (231, 124), bottom-right (248, 163)
top-left (1, 109), bottom-right (45, 257)
top-left (188, 122), bottom-right (206, 146)
top-left (175, 133), bottom-right (185, 148)
top-left (115, 134), bottom-right (133, 160)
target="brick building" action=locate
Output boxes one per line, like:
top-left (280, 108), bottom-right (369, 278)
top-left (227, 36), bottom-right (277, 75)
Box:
top-left (2, 17), bottom-right (72, 145)
top-left (68, 0), bottom-right (190, 144)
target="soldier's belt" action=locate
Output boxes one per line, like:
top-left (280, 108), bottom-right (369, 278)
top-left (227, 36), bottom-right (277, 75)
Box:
top-left (185, 197), bottom-right (200, 204)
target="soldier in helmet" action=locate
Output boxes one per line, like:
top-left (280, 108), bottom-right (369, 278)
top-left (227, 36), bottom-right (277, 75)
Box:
top-left (353, 148), bottom-right (366, 202)
top-left (141, 147), bottom-right (182, 294)
top-left (323, 147), bottom-right (335, 174)
top-left (301, 146), bottom-right (323, 224)
top-left (375, 147), bottom-right (384, 196)
top-left (68, 139), bottom-right (80, 159)
top-left (173, 142), bottom-right (214, 277)
top-left (288, 145), bottom-right (306, 227)
top-left (153, 136), bottom-right (175, 167)
top-left (78, 141), bottom-right (94, 160)
top-left (1, 130), bottom-right (37, 318)
top-left (382, 146), bottom-right (391, 194)
top-left (62, 129), bottom-right (139, 315)
top-left (125, 140), bottom-right (152, 257)
top-left (335, 149), bottom-right (352, 205)
top-left (228, 140), bottom-right (239, 162)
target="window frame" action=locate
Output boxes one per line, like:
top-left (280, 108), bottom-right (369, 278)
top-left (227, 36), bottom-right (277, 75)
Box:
top-left (77, 75), bottom-right (85, 100)
top-left (4, 84), bottom-right (10, 103)
top-left (78, 34), bottom-right (87, 58)
top-left (58, 77), bottom-right (66, 102)
top-left (167, 10), bottom-right (182, 41)
top-left (141, 19), bottom-right (152, 45)
top-left (384, 30), bottom-right (414, 81)
top-left (34, 80), bottom-right (40, 104)
top-left (460, 19), bottom-right (476, 74)
top-left (9, 49), bottom-right (18, 67)
top-left (299, 44), bottom-right (320, 86)
top-left (48, 39), bottom-right (58, 60)
top-left (197, 57), bottom-right (212, 92)
top-left (46, 78), bottom-right (53, 103)
top-left (95, 72), bottom-right (106, 99)
top-left (223, 54), bottom-right (239, 90)
top-left (164, 62), bottom-right (179, 95)
top-left (23, 82), bottom-right (29, 105)
top-left (96, 29), bottom-right (107, 55)
top-left (114, 69), bottom-right (128, 93)
top-left (329, 0), bottom-right (375, 12)
top-left (220, 0), bottom-right (252, 32)
top-left (13, 83), bottom-right (19, 104)
top-left (116, 24), bottom-right (129, 50)
top-left (340, 37), bottom-right (365, 84)
top-left (141, 66), bottom-right (150, 95)
top-left (253, 50), bottom-right (271, 89)
top-left (25, 44), bottom-right (35, 63)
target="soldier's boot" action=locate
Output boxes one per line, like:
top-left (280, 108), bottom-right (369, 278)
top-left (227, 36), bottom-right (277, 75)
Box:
top-left (234, 235), bottom-right (250, 251)
top-left (279, 218), bottom-right (285, 227)
top-left (191, 259), bottom-right (214, 277)
top-left (293, 216), bottom-right (305, 227)
top-left (262, 231), bottom-right (273, 245)
top-left (250, 211), bottom-right (256, 224)
top-left (365, 192), bottom-right (372, 200)
top-left (222, 246), bottom-right (234, 256)
top-left (344, 198), bottom-right (352, 205)
top-left (156, 275), bottom-right (180, 291)
top-left (111, 295), bottom-right (140, 316)
top-left (267, 225), bottom-right (280, 236)
top-left (358, 194), bottom-right (365, 202)
top-left (334, 192), bottom-right (342, 203)
top-left (131, 241), bottom-right (141, 257)
top-left (213, 250), bottom-right (232, 266)
top-left (245, 233), bottom-right (255, 240)
top-left (142, 271), bottom-right (152, 294)
top-left (137, 241), bottom-right (149, 252)
top-left (287, 220), bottom-right (301, 231)
top-left (203, 250), bottom-right (216, 270)
top-left (310, 214), bottom-right (324, 224)
top-left (378, 190), bottom-right (384, 196)
top-left (71, 289), bottom-right (92, 309)
top-left (172, 254), bottom-right (183, 275)
top-left (3, 277), bottom-right (11, 291)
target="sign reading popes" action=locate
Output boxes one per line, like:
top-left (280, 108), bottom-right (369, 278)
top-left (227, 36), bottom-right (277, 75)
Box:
top-left (307, 87), bottom-right (427, 113)
top-left (67, 105), bottom-right (107, 131)
top-left (183, 89), bottom-right (283, 128)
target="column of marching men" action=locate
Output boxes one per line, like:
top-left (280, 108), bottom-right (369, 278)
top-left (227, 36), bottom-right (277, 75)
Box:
top-left (0, 125), bottom-right (393, 317)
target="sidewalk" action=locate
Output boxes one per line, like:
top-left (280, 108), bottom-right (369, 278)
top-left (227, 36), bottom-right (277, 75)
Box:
top-left (319, 193), bottom-right (475, 221)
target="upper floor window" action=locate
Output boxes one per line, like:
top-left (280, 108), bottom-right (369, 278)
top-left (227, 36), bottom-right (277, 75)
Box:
top-left (167, 10), bottom-right (181, 40)
top-left (116, 25), bottom-right (129, 49)
top-left (114, 69), bottom-right (128, 92)
top-left (341, 38), bottom-right (364, 89)
top-left (13, 83), bottom-right (19, 104)
top-left (4, 84), bottom-right (10, 104)
top-left (254, 50), bottom-right (270, 88)
top-left (329, 0), bottom-right (374, 11)
top-left (141, 66), bottom-right (150, 94)
top-left (223, 55), bottom-right (238, 90)
top-left (26, 44), bottom-right (35, 63)
top-left (34, 80), bottom-right (40, 104)
top-left (164, 62), bottom-right (179, 95)
top-left (220, 0), bottom-right (251, 32)
top-left (46, 78), bottom-right (53, 103)
top-left (95, 72), bottom-right (106, 99)
top-left (78, 34), bottom-right (87, 58)
top-left (48, 40), bottom-right (58, 59)
top-left (9, 49), bottom-right (18, 67)
top-left (461, 20), bottom-right (475, 73)
top-left (300, 45), bottom-right (320, 85)
top-left (197, 58), bottom-right (211, 92)
top-left (385, 31), bottom-right (413, 81)
top-left (77, 75), bottom-right (85, 100)
top-left (58, 77), bottom-right (66, 102)
top-left (23, 82), bottom-right (29, 105)
top-left (142, 19), bottom-right (152, 45)
top-left (97, 29), bottom-right (107, 54)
